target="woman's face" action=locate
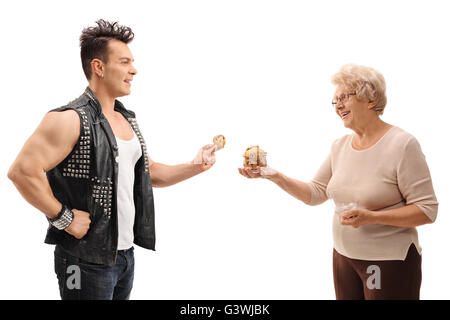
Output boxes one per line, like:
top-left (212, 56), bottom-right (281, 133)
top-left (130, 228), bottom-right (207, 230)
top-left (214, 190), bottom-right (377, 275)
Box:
top-left (333, 85), bottom-right (371, 129)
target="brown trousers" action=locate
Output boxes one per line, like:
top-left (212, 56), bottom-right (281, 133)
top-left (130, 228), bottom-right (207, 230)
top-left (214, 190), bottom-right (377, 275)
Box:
top-left (333, 244), bottom-right (422, 300)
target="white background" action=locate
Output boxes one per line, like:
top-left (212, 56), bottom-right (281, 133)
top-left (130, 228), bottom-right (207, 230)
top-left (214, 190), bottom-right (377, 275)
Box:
top-left (0, 0), bottom-right (449, 299)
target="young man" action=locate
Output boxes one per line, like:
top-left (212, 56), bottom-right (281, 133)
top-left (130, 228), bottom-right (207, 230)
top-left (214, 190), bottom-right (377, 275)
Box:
top-left (7, 19), bottom-right (217, 300)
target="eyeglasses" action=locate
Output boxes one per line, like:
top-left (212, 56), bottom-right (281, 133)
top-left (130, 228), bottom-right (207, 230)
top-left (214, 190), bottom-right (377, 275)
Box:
top-left (332, 92), bottom-right (356, 107)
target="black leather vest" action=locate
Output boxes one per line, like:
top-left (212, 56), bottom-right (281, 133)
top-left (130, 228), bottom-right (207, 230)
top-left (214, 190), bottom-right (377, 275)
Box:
top-left (45, 87), bottom-right (156, 266)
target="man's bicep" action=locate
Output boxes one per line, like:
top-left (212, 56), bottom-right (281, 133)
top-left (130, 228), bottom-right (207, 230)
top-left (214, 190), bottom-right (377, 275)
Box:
top-left (16, 111), bottom-right (80, 173)
top-left (147, 156), bottom-right (164, 186)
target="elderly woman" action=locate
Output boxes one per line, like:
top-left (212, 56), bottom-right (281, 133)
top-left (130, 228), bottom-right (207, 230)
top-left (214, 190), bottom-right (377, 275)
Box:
top-left (238, 64), bottom-right (438, 300)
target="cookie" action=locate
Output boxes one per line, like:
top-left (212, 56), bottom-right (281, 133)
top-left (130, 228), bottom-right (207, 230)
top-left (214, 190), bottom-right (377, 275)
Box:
top-left (213, 135), bottom-right (226, 150)
top-left (243, 145), bottom-right (267, 168)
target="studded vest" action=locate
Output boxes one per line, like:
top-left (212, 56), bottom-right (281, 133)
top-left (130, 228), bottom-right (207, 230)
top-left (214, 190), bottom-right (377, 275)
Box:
top-left (45, 87), bottom-right (156, 266)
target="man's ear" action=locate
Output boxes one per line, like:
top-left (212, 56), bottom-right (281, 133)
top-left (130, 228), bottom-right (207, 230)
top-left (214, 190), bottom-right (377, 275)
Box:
top-left (91, 58), bottom-right (105, 78)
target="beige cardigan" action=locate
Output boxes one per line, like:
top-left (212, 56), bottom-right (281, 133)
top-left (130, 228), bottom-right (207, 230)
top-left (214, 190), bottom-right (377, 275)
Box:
top-left (308, 126), bottom-right (438, 260)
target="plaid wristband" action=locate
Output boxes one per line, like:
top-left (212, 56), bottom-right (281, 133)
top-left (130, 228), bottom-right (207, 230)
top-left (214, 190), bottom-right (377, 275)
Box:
top-left (47, 205), bottom-right (74, 230)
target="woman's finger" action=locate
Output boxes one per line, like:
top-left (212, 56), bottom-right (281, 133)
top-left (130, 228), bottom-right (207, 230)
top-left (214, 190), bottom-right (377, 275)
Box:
top-left (245, 168), bottom-right (261, 178)
top-left (238, 168), bottom-right (251, 178)
top-left (341, 215), bottom-right (355, 225)
top-left (341, 209), bottom-right (359, 220)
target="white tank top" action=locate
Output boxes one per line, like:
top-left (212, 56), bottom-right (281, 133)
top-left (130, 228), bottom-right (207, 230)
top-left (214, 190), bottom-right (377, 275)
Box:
top-left (115, 131), bottom-right (142, 250)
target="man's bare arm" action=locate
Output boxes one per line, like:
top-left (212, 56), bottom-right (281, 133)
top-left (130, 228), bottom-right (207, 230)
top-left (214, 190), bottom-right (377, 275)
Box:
top-left (8, 110), bottom-right (91, 238)
top-left (148, 145), bottom-right (216, 188)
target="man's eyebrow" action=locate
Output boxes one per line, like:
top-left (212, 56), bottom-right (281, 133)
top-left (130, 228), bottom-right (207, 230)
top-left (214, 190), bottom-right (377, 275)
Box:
top-left (119, 57), bottom-right (134, 62)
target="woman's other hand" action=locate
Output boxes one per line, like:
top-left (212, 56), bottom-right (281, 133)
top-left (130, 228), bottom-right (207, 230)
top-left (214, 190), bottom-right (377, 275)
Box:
top-left (341, 208), bottom-right (375, 228)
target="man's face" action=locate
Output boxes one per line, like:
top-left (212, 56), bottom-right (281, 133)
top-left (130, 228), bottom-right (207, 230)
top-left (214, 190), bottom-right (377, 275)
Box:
top-left (103, 39), bottom-right (137, 97)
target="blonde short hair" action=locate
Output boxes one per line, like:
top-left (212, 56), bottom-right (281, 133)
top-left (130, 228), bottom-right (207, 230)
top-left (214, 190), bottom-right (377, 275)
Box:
top-left (331, 64), bottom-right (387, 115)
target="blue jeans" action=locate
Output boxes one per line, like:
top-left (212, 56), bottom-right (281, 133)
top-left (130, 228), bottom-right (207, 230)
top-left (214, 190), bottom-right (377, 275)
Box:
top-left (54, 245), bottom-right (135, 300)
